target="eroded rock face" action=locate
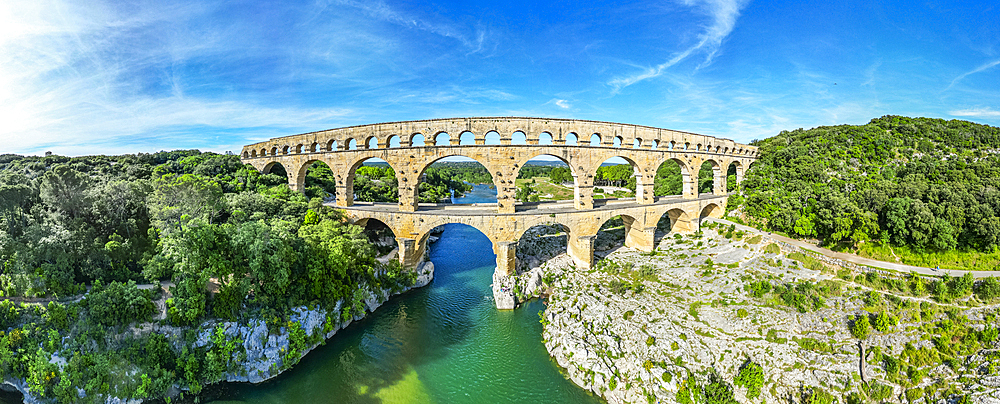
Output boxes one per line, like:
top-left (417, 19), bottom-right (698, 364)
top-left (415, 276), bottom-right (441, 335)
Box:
top-left (536, 229), bottom-right (1000, 404)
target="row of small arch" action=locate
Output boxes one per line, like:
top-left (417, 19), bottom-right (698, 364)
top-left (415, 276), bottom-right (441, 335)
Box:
top-left (243, 131), bottom-right (757, 159)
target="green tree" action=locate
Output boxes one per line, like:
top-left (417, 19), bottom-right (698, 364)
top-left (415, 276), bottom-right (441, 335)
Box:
top-left (85, 280), bottom-right (154, 326)
top-left (734, 360), bottom-right (764, 399)
top-left (850, 314), bottom-right (870, 339)
top-left (149, 174), bottom-right (225, 232)
top-left (39, 164), bottom-right (92, 220)
top-left (873, 311), bottom-right (897, 334)
top-left (975, 277), bottom-right (1000, 301)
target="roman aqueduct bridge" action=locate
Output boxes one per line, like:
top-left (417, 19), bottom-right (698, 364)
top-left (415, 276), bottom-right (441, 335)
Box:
top-left (241, 117), bottom-right (759, 275)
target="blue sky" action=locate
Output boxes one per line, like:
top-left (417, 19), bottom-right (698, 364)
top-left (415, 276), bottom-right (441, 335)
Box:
top-left (2, 0), bottom-right (998, 156)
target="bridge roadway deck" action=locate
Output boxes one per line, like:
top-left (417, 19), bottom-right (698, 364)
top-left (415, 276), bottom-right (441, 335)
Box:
top-left (329, 194), bottom-right (718, 216)
top-left (331, 195), bottom-right (728, 275)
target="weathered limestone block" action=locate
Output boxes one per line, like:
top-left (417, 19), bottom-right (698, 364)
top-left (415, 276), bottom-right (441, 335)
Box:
top-left (492, 270), bottom-right (517, 310)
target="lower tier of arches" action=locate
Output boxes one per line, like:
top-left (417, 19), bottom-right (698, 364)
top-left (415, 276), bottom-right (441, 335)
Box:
top-left (337, 196), bottom-right (727, 275)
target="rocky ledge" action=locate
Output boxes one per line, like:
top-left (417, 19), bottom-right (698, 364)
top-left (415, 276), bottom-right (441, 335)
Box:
top-left (527, 224), bottom-right (1000, 404)
top-left (3, 261), bottom-right (434, 404)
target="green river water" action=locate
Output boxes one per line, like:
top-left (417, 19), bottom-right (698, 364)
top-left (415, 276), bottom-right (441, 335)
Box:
top-left (208, 222), bottom-right (603, 404)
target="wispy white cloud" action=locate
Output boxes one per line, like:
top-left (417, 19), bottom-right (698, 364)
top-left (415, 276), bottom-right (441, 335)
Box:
top-left (950, 107), bottom-right (1000, 118)
top-left (945, 60), bottom-right (1000, 91)
top-left (862, 60), bottom-right (881, 87)
top-left (609, 0), bottom-right (749, 91)
top-left (555, 99), bottom-right (571, 109)
top-left (0, 0), bottom-right (364, 155)
top-left (324, 0), bottom-right (487, 53)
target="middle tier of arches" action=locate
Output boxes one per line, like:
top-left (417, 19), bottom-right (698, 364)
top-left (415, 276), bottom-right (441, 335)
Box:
top-left (249, 145), bottom-right (749, 214)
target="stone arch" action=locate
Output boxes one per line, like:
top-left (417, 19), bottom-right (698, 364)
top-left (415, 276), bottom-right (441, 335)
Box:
top-left (352, 217), bottom-right (401, 258)
top-left (366, 136), bottom-right (378, 149)
top-left (281, 145), bottom-right (290, 154)
top-left (401, 153), bottom-right (498, 211)
top-left (700, 203), bottom-right (724, 220)
top-left (485, 131), bottom-right (501, 145)
top-left (589, 134), bottom-right (602, 146)
top-left (654, 207), bottom-right (696, 247)
top-left (344, 156), bottom-right (401, 206)
top-left (416, 220), bottom-right (497, 247)
top-left (327, 139), bottom-right (338, 152)
top-left (653, 158), bottom-right (692, 197)
top-left (243, 151), bottom-right (250, 158)
top-left (591, 155), bottom-right (638, 200)
top-left (270, 146), bottom-right (278, 156)
top-left (632, 138), bottom-right (642, 148)
top-left (294, 159), bottom-right (338, 199)
top-left (417, 153), bottom-right (496, 179)
top-left (261, 161), bottom-right (289, 183)
top-left (514, 222), bottom-right (572, 272)
top-left (650, 139), bottom-right (658, 150)
top-left (565, 133), bottom-right (579, 145)
top-left (309, 142), bottom-right (318, 152)
top-left (294, 144), bottom-right (303, 153)
top-left (411, 133), bottom-right (426, 147)
top-left (459, 131), bottom-right (476, 145)
top-left (434, 132), bottom-right (451, 146)
top-left (347, 138), bottom-right (359, 150)
top-left (515, 153), bottom-right (577, 178)
top-left (387, 135), bottom-right (401, 148)
top-left (726, 160), bottom-right (744, 192)
top-left (594, 213), bottom-right (642, 256)
top-left (511, 131), bottom-right (527, 145)
top-left (352, 217), bottom-right (401, 240)
top-left (613, 135), bottom-right (623, 147)
top-left (698, 159), bottom-right (724, 196)
top-left (539, 132), bottom-right (554, 145)
top-left (515, 154), bottom-right (576, 202)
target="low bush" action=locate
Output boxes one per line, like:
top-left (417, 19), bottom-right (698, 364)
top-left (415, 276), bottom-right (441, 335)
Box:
top-left (850, 314), bottom-right (871, 340)
top-left (734, 360), bottom-right (764, 399)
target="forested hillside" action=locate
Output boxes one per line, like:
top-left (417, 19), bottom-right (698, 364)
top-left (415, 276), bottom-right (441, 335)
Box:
top-left (0, 151), bottom-right (413, 401)
top-left (736, 116), bottom-right (1000, 269)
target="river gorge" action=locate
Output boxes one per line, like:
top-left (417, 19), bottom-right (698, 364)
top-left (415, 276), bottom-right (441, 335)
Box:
top-left (206, 184), bottom-right (602, 403)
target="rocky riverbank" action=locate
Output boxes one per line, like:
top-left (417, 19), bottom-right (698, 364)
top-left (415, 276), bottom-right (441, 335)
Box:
top-left (2, 262), bottom-right (434, 404)
top-left (521, 223), bottom-right (1000, 403)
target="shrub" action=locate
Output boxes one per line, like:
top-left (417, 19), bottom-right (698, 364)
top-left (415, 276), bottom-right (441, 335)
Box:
top-left (850, 314), bottom-right (870, 340)
top-left (43, 301), bottom-right (70, 329)
top-left (882, 354), bottom-right (900, 374)
top-left (975, 277), bottom-right (1000, 301)
top-left (748, 281), bottom-right (772, 298)
top-left (873, 311), bottom-right (897, 334)
top-left (763, 243), bottom-right (781, 255)
top-left (736, 308), bottom-right (749, 318)
top-left (0, 300), bottom-right (18, 329)
top-left (704, 372), bottom-right (738, 404)
top-left (646, 336), bottom-right (655, 346)
top-left (85, 280), bottom-right (154, 327)
top-left (802, 387), bottom-right (836, 404)
top-left (734, 361), bottom-right (764, 399)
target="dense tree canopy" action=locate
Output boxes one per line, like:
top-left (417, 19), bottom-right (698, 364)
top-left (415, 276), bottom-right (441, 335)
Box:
top-left (737, 116), bottom-right (1000, 254)
top-left (0, 150), bottom-right (415, 401)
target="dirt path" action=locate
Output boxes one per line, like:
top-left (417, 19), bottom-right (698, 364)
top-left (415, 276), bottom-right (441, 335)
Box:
top-left (706, 217), bottom-right (1000, 278)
